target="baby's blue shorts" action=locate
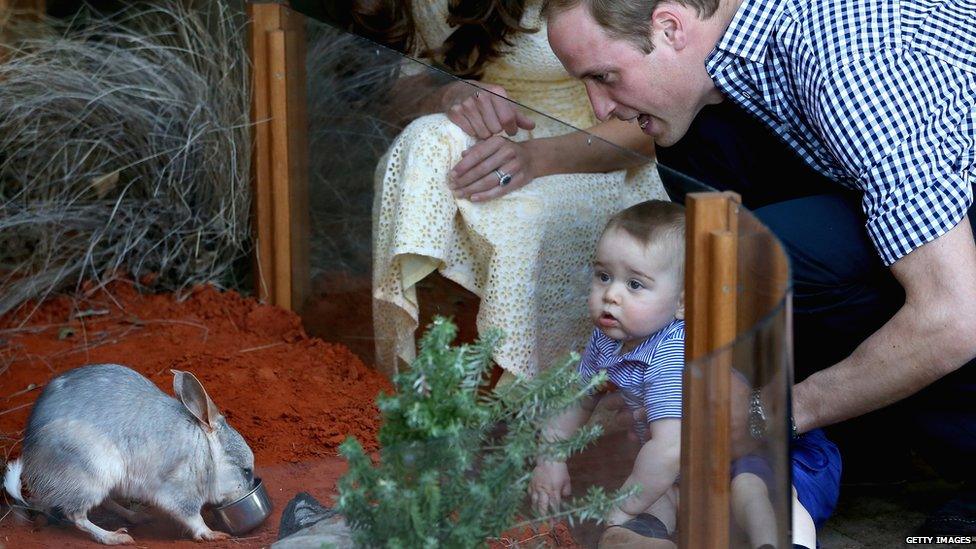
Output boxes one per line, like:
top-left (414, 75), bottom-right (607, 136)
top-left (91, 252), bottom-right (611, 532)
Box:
top-left (791, 428), bottom-right (842, 528)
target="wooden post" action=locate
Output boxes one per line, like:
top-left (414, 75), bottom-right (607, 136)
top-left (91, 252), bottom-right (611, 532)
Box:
top-left (247, 2), bottom-right (309, 310)
top-left (0, 0), bottom-right (44, 13)
top-left (1, 0), bottom-right (45, 62)
top-left (679, 192), bottom-right (740, 549)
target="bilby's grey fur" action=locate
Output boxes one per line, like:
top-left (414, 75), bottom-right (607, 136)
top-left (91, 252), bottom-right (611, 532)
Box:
top-left (2, 364), bottom-right (254, 545)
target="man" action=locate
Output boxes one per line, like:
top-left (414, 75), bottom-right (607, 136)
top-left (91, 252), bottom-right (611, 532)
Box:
top-left (544, 0), bottom-right (976, 536)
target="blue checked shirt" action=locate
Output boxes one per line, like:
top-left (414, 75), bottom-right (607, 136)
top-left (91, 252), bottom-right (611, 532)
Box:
top-left (706, 0), bottom-right (975, 265)
top-left (578, 318), bottom-right (685, 443)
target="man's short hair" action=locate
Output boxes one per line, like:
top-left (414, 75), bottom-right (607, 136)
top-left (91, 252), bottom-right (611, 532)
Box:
top-left (542, 0), bottom-right (720, 53)
top-left (604, 199), bottom-right (686, 273)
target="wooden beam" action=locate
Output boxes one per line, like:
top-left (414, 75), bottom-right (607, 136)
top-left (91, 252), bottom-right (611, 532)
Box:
top-left (0, 0), bottom-right (44, 13)
top-left (268, 28), bottom-right (292, 307)
top-left (734, 210), bottom-right (791, 385)
top-left (247, 2), bottom-right (278, 303)
top-left (679, 191), bottom-right (740, 549)
top-left (283, 12), bottom-right (309, 313)
top-left (247, 2), bottom-right (309, 310)
top-left (1, 0), bottom-right (45, 63)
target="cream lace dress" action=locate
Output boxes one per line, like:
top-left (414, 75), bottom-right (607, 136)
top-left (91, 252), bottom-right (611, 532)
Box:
top-left (372, 0), bottom-right (667, 378)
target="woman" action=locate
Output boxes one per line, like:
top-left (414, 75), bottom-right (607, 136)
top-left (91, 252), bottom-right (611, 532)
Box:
top-left (371, 0), bottom-right (668, 378)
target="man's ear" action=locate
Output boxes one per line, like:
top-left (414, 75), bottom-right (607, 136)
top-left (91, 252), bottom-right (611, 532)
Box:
top-left (675, 290), bottom-right (686, 320)
top-left (651, 5), bottom-right (688, 51)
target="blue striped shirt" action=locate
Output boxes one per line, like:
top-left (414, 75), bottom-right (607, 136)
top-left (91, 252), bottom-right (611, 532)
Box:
top-left (706, 0), bottom-right (975, 265)
top-left (578, 318), bottom-right (686, 425)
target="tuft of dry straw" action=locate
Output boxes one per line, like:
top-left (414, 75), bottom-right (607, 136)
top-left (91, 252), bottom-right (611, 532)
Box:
top-left (0, 1), bottom-right (251, 319)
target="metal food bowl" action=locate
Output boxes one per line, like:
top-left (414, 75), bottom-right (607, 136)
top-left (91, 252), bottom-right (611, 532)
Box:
top-left (211, 478), bottom-right (272, 535)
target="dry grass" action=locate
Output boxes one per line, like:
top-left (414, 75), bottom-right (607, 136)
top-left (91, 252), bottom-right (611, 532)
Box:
top-left (0, 1), bottom-right (251, 319)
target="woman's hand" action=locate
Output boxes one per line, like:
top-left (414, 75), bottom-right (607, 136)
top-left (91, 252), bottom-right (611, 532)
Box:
top-left (440, 80), bottom-right (535, 139)
top-left (449, 135), bottom-right (537, 202)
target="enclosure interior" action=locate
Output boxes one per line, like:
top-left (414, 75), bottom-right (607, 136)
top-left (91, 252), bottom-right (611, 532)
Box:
top-left (0, 3), bottom-right (796, 546)
top-left (296, 14), bottom-right (794, 547)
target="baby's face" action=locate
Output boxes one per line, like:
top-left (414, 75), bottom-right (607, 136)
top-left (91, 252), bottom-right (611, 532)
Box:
top-left (588, 228), bottom-right (684, 351)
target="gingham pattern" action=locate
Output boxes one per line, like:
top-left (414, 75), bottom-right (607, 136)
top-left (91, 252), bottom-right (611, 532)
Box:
top-left (578, 318), bottom-right (685, 425)
top-left (705, 0), bottom-right (976, 265)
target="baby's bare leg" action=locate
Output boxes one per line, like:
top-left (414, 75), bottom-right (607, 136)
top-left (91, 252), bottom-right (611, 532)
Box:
top-left (607, 419), bottom-right (683, 525)
top-left (792, 486), bottom-right (817, 548)
top-left (731, 472), bottom-right (777, 548)
top-left (643, 485), bottom-right (678, 533)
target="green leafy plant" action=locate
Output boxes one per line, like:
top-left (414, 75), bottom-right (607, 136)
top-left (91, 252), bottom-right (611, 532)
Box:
top-left (337, 317), bottom-right (636, 548)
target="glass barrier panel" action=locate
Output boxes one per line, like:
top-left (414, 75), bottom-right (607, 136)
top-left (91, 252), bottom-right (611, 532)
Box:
top-left (724, 207), bottom-right (793, 548)
top-left (297, 18), bottom-right (701, 377)
top-left (290, 11), bottom-right (795, 548)
top-left (0, 3), bottom-right (805, 547)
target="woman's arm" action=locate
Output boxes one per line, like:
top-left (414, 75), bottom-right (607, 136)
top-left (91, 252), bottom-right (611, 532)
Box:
top-left (383, 72), bottom-right (458, 127)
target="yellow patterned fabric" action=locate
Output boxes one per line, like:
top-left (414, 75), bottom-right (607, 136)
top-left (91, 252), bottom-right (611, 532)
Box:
top-left (372, 0), bottom-right (667, 378)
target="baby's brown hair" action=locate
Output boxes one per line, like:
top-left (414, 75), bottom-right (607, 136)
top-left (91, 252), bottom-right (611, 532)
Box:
top-left (603, 199), bottom-right (685, 275)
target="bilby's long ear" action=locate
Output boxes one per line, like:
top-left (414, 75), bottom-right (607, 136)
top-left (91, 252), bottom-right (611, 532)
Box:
top-left (172, 369), bottom-right (221, 433)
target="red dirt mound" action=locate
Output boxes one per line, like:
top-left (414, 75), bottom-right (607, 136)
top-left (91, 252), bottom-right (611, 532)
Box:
top-left (0, 281), bottom-right (581, 548)
top-left (0, 281), bottom-right (391, 547)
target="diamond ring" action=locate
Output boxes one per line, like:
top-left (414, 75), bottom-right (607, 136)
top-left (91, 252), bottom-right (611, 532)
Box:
top-left (493, 169), bottom-right (513, 187)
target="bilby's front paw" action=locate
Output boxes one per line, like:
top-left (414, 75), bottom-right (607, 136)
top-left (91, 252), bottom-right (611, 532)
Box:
top-left (194, 529), bottom-right (231, 542)
top-left (101, 528), bottom-right (135, 545)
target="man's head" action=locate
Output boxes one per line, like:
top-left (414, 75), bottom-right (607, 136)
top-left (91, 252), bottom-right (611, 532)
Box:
top-left (589, 200), bottom-right (686, 351)
top-left (544, 0), bottom-right (733, 146)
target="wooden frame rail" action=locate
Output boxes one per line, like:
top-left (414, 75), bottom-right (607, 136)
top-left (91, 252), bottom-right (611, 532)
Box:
top-left (247, 1), bottom-right (309, 310)
top-left (678, 191), bottom-right (793, 548)
top-left (679, 192), bottom-right (741, 548)
top-left (0, 0), bottom-right (45, 63)
top-left (0, 0), bottom-right (44, 13)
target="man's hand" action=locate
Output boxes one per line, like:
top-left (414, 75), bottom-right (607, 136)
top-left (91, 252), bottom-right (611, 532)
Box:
top-left (529, 460), bottom-right (571, 516)
top-left (441, 80), bottom-right (535, 139)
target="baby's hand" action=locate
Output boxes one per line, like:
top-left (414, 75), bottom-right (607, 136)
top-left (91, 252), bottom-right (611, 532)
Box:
top-left (529, 461), bottom-right (571, 516)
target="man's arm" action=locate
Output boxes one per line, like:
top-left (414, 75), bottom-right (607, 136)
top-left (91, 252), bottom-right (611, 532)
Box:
top-left (793, 215), bottom-right (976, 432)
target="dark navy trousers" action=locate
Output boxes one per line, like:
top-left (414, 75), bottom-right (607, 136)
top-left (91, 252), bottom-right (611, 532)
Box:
top-left (658, 101), bottom-right (976, 483)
